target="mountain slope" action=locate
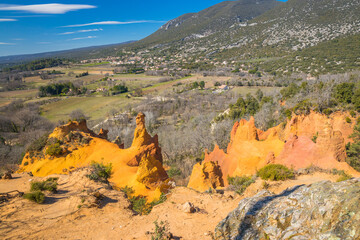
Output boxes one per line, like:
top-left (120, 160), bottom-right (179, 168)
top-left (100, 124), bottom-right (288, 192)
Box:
top-left (128, 0), bottom-right (360, 65)
top-left (135, 0), bottom-right (281, 47)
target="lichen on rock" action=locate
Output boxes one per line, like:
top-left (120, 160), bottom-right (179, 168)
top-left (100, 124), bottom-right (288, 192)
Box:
top-left (214, 179), bottom-right (360, 239)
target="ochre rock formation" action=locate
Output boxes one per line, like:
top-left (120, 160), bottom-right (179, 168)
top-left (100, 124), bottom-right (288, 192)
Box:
top-left (187, 161), bottom-right (224, 192)
top-left (188, 111), bottom-right (359, 192)
top-left (19, 113), bottom-right (169, 201)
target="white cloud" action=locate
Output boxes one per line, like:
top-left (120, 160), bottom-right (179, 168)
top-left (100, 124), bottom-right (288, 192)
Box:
top-left (12, 38), bottom-right (24, 41)
top-left (0, 42), bottom-right (15, 45)
top-left (0, 4), bottom-right (96, 14)
top-left (62, 20), bottom-right (165, 28)
top-left (69, 36), bottom-right (97, 41)
top-left (59, 28), bottom-right (103, 35)
top-left (0, 18), bottom-right (17, 22)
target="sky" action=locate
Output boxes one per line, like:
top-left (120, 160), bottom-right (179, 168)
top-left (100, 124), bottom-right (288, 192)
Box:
top-left (0, 0), bottom-right (287, 57)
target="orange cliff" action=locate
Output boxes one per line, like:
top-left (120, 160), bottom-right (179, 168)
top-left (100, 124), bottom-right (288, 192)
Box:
top-left (19, 113), bottom-right (170, 201)
top-left (188, 111), bottom-right (360, 192)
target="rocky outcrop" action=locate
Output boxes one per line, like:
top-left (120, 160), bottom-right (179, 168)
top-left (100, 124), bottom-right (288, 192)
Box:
top-left (19, 113), bottom-right (169, 201)
top-left (214, 179), bottom-right (360, 240)
top-left (187, 161), bottom-right (225, 192)
top-left (188, 112), bottom-right (359, 192)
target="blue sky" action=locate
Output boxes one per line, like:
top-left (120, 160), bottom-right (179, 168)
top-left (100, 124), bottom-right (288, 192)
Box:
top-left (0, 0), bottom-right (286, 57)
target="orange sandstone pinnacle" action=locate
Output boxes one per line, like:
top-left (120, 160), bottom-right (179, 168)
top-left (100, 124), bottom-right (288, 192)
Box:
top-left (188, 111), bottom-right (360, 192)
top-left (19, 113), bottom-right (169, 201)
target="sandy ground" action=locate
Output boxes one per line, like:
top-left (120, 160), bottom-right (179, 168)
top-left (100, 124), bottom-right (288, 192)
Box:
top-left (0, 172), bottom-right (339, 240)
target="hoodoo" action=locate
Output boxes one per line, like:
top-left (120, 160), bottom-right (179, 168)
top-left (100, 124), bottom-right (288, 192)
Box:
top-left (19, 113), bottom-right (170, 201)
top-left (188, 112), bottom-right (360, 192)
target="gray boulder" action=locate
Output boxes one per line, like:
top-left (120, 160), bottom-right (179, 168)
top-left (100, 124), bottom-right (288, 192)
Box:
top-left (215, 179), bottom-right (360, 240)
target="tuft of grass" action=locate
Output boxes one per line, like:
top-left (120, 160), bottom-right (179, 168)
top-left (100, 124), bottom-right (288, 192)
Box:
top-left (257, 164), bottom-right (295, 181)
top-left (30, 178), bottom-right (58, 193)
top-left (227, 176), bottom-right (255, 195)
top-left (23, 191), bottom-right (45, 204)
top-left (86, 162), bottom-right (112, 183)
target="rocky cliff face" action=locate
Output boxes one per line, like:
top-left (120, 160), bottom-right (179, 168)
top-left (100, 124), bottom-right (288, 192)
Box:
top-left (188, 111), bottom-right (359, 192)
top-left (214, 179), bottom-right (360, 240)
top-left (19, 113), bottom-right (169, 201)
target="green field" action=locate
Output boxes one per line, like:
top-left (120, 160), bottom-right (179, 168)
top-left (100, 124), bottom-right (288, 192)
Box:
top-left (40, 95), bottom-right (141, 122)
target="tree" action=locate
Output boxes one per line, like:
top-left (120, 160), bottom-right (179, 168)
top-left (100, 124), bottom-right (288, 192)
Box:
top-left (352, 88), bottom-right (360, 112)
top-left (334, 83), bottom-right (354, 104)
top-left (346, 122), bottom-right (360, 171)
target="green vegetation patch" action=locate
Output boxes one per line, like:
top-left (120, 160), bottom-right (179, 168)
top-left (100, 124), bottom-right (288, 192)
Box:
top-left (257, 164), bottom-right (295, 181)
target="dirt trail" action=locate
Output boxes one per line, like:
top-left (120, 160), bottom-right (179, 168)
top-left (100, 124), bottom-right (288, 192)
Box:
top-left (0, 172), bottom-right (338, 240)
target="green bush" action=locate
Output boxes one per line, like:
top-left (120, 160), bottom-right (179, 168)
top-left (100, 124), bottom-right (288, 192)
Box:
top-left (227, 176), bottom-right (255, 195)
top-left (30, 178), bottom-right (58, 193)
top-left (346, 117), bottom-right (352, 123)
top-left (257, 164), bottom-right (295, 181)
top-left (86, 162), bottom-right (112, 183)
top-left (46, 143), bottom-right (62, 156)
top-left (23, 191), bottom-right (45, 204)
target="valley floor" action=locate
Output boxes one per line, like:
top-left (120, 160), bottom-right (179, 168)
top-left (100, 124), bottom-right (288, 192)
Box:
top-left (0, 171), bottom-right (338, 240)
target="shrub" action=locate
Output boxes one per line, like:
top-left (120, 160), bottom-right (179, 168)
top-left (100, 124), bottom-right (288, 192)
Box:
top-left (166, 167), bottom-right (182, 178)
top-left (46, 143), bottom-right (62, 156)
top-left (121, 186), bottom-right (135, 197)
top-left (130, 196), bottom-right (150, 215)
top-left (86, 162), bottom-right (112, 183)
top-left (151, 220), bottom-right (170, 240)
top-left (346, 117), bottom-right (352, 123)
top-left (323, 108), bottom-right (333, 116)
top-left (30, 178), bottom-right (58, 193)
top-left (23, 191), bottom-right (45, 204)
top-left (121, 186), bottom-right (167, 215)
top-left (227, 176), bottom-right (255, 195)
top-left (257, 164), bottom-right (295, 181)
top-left (350, 111), bottom-right (356, 118)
